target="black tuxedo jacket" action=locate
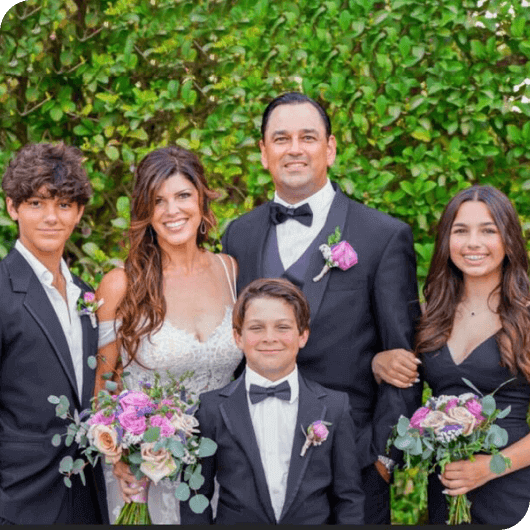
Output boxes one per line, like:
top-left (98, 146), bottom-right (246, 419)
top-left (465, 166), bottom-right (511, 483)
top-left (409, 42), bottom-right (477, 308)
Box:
top-left (222, 184), bottom-right (422, 467)
top-left (180, 372), bottom-right (364, 524)
top-left (0, 249), bottom-right (108, 524)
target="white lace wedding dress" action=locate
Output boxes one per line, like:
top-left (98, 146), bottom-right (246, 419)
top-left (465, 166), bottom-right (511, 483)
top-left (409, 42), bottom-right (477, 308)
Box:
top-left (98, 255), bottom-right (243, 524)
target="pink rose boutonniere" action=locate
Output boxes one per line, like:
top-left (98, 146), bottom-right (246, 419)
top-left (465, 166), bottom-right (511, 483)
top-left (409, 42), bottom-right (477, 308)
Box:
top-left (313, 226), bottom-right (358, 282)
top-left (77, 292), bottom-right (104, 328)
top-left (300, 420), bottom-right (331, 456)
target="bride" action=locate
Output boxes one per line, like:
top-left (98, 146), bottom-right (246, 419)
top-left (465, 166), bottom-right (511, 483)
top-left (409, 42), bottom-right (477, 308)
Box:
top-left (94, 146), bottom-right (243, 523)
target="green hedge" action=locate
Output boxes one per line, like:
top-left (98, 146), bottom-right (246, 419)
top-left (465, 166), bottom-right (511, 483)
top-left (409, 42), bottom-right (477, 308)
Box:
top-left (1, 0), bottom-right (529, 288)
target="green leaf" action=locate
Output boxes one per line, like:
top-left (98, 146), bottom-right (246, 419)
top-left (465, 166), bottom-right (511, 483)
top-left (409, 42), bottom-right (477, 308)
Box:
top-left (489, 453), bottom-right (507, 475)
top-left (64, 476), bottom-right (72, 488)
top-left (50, 107), bottom-right (63, 122)
top-left (87, 356), bottom-right (97, 369)
top-left (105, 381), bottom-right (118, 392)
top-left (411, 129), bottom-right (431, 142)
top-left (59, 456), bottom-right (74, 473)
top-left (189, 471), bottom-right (205, 490)
top-left (105, 146), bottom-right (120, 161)
top-left (128, 451), bottom-right (144, 464)
top-left (168, 438), bottom-right (185, 458)
top-left (72, 458), bottom-right (85, 472)
top-left (175, 482), bottom-right (190, 501)
top-left (393, 435), bottom-right (414, 451)
top-left (79, 469), bottom-right (86, 486)
top-left (461, 378), bottom-right (482, 396)
top-left (48, 395), bottom-right (60, 405)
top-left (397, 416), bottom-right (410, 437)
top-left (497, 405), bottom-right (511, 419)
top-left (143, 427), bottom-right (160, 443)
top-left (51, 434), bottom-right (61, 447)
top-left (198, 437), bottom-right (217, 458)
top-left (481, 395), bottom-right (496, 416)
top-left (189, 494), bottom-right (209, 514)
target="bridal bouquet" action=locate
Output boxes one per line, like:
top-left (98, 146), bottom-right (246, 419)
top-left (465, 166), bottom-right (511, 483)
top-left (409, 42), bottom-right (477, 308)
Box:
top-left (49, 371), bottom-right (217, 525)
top-left (388, 378), bottom-right (512, 524)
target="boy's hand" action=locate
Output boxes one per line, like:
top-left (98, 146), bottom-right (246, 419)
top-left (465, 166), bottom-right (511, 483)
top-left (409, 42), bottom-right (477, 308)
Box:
top-left (375, 460), bottom-right (391, 484)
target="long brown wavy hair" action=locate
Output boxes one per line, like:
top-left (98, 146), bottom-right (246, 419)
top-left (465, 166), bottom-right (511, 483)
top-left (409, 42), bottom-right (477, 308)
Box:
top-left (117, 146), bottom-right (219, 367)
top-left (416, 185), bottom-right (530, 381)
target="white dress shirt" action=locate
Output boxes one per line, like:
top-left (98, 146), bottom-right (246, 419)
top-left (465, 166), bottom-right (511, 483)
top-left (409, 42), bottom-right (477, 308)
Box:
top-left (245, 366), bottom-right (299, 521)
top-left (273, 179), bottom-right (335, 270)
top-left (15, 240), bottom-right (84, 397)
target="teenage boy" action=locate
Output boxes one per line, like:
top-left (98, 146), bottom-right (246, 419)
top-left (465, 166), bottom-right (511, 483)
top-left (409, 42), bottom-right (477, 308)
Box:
top-left (180, 278), bottom-right (364, 524)
top-left (0, 143), bottom-right (109, 524)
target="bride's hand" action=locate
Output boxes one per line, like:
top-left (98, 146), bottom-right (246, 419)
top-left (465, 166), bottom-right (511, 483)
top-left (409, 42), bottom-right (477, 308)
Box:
top-left (113, 460), bottom-right (142, 503)
top-left (439, 456), bottom-right (495, 495)
top-left (371, 348), bottom-right (421, 387)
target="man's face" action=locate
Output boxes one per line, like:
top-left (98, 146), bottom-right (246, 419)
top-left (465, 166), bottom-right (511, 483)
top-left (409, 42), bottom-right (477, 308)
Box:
top-left (7, 186), bottom-right (84, 262)
top-left (259, 102), bottom-right (336, 204)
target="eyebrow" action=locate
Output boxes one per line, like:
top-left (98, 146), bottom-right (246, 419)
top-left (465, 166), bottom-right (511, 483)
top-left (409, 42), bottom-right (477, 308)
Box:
top-left (245, 318), bottom-right (294, 324)
top-left (155, 188), bottom-right (193, 197)
top-left (271, 128), bottom-right (320, 137)
top-left (452, 221), bottom-right (497, 227)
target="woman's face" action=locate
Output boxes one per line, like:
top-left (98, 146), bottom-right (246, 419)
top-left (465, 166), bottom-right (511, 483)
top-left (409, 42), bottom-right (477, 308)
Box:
top-left (449, 200), bottom-right (505, 283)
top-left (150, 173), bottom-right (202, 250)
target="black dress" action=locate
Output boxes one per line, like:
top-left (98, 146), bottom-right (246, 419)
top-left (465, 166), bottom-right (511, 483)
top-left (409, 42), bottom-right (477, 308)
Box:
top-left (422, 334), bottom-right (530, 525)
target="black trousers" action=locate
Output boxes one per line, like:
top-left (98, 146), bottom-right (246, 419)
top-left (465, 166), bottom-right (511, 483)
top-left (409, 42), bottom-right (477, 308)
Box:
top-left (362, 463), bottom-right (391, 524)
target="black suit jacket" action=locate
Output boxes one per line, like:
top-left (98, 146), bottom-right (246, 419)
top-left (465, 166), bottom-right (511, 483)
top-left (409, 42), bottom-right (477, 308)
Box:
top-left (180, 371), bottom-right (364, 524)
top-left (222, 184), bottom-right (422, 467)
top-left (0, 248), bottom-right (109, 524)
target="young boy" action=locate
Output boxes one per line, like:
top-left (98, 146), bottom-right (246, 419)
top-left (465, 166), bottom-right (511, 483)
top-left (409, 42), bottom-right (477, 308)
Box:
top-left (0, 143), bottom-right (109, 524)
top-left (180, 278), bottom-right (364, 524)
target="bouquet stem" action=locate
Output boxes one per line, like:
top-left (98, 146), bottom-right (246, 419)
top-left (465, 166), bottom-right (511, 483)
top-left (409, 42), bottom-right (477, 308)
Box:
top-left (114, 476), bottom-right (151, 525)
top-left (447, 493), bottom-right (471, 524)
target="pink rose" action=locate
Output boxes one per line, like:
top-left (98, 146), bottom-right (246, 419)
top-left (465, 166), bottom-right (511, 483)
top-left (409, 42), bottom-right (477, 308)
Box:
top-left (410, 406), bottom-right (431, 430)
top-left (150, 415), bottom-right (176, 438)
top-left (446, 406), bottom-right (477, 435)
top-left (330, 241), bottom-right (358, 271)
top-left (139, 443), bottom-right (177, 484)
top-left (88, 410), bottom-right (115, 426)
top-left (312, 421), bottom-right (329, 441)
top-left (464, 398), bottom-right (486, 423)
top-left (84, 292), bottom-right (95, 303)
top-left (120, 391), bottom-right (153, 409)
top-left (89, 424), bottom-right (122, 464)
top-left (444, 398), bottom-right (459, 413)
top-left (118, 407), bottom-right (147, 435)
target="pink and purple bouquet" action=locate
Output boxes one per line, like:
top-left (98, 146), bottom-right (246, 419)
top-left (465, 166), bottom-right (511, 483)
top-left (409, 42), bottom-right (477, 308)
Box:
top-left (49, 370), bottom-right (216, 524)
top-left (388, 377), bottom-right (512, 524)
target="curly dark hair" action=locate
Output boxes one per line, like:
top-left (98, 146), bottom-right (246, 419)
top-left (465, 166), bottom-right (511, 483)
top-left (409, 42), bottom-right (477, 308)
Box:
top-left (116, 145), bottom-right (220, 367)
top-left (416, 185), bottom-right (530, 381)
top-left (2, 142), bottom-right (91, 207)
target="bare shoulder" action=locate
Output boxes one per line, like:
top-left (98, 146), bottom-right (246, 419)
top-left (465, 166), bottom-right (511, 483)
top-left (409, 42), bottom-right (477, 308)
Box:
top-left (96, 268), bottom-right (128, 319)
top-left (216, 252), bottom-right (239, 277)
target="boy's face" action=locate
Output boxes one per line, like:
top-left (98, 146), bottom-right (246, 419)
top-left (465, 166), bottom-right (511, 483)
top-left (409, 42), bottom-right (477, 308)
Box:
top-left (7, 186), bottom-right (84, 262)
top-left (234, 296), bottom-right (309, 382)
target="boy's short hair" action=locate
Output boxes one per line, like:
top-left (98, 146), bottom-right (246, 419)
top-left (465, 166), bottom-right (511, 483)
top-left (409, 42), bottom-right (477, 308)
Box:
top-left (2, 142), bottom-right (92, 208)
top-left (232, 278), bottom-right (311, 334)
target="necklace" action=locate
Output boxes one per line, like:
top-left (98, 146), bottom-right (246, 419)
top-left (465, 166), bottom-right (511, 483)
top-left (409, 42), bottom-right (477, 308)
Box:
top-left (460, 300), bottom-right (492, 317)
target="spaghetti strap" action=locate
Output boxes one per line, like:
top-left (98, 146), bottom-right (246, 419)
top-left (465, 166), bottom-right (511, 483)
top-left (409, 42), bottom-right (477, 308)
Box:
top-left (216, 254), bottom-right (237, 303)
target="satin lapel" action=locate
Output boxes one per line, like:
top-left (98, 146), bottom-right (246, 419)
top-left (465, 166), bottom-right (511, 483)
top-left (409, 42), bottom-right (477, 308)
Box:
top-left (218, 376), bottom-right (276, 523)
top-left (16, 264), bottom-right (80, 408)
top-left (302, 186), bottom-right (350, 323)
top-left (280, 375), bottom-right (327, 521)
top-left (75, 281), bottom-right (97, 410)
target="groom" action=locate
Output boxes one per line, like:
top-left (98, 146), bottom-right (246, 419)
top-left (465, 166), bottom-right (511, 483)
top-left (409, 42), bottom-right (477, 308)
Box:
top-left (222, 92), bottom-right (421, 523)
top-left (0, 143), bottom-right (108, 524)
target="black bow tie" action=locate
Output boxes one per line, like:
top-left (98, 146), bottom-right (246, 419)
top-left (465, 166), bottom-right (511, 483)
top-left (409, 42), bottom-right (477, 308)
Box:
top-left (248, 380), bottom-right (291, 405)
top-left (270, 202), bottom-right (313, 227)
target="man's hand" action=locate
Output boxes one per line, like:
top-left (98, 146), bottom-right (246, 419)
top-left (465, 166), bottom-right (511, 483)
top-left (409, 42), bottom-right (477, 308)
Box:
top-left (374, 460), bottom-right (391, 484)
top-left (371, 348), bottom-right (420, 388)
top-left (113, 460), bottom-right (143, 503)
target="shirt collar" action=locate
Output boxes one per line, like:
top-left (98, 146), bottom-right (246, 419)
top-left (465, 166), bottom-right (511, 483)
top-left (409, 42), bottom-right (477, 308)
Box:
top-left (15, 239), bottom-right (74, 288)
top-left (273, 178), bottom-right (335, 211)
top-left (245, 365), bottom-right (299, 404)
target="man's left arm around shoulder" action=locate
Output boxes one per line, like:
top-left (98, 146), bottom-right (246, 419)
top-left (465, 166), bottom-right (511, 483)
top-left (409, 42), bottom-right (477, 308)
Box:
top-left (330, 394), bottom-right (365, 524)
top-left (371, 223), bottom-right (422, 466)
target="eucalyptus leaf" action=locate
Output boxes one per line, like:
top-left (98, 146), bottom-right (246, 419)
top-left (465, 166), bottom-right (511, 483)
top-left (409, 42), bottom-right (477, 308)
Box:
top-left (168, 438), bottom-right (185, 458)
top-left (175, 482), bottom-right (191, 501)
top-left (461, 378), bottom-right (482, 396)
top-left (396, 416), bottom-right (410, 437)
top-left (51, 434), bottom-right (62, 447)
top-left (489, 453), bottom-right (507, 475)
top-left (59, 456), bottom-right (74, 473)
top-left (497, 406), bottom-right (511, 419)
top-left (47, 395), bottom-right (60, 405)
top-left (189, 472), bottom-right (205, 491)
top-left (481, 395), bottom-right (496, 416)
top-left (105, 381), bottom-right (118, 392)
top-left (64, 476), bottom-right (72, 488)
top-left (87, 355), bottom-right (97, 369)
top-left (189, 494), bottom-right (209, 514)
top-left (128, 452), bottom-right (144, 465)
top-left (143, 427), bottom-right (161, 443)
top-left (198, 437), bottom-right (217, 458)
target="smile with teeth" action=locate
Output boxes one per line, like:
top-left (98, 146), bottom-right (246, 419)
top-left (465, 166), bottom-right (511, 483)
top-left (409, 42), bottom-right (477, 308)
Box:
top-left (463, 254), bottom-right (487, 261)
top-left (164, 220), bottom-right (186, 229)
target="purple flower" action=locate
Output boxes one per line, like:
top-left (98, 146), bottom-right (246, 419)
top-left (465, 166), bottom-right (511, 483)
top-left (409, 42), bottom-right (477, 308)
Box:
top-left (410, 406), bottom-right (431, 431)
top-left (444, 398), bottom-right (459, 412)
top-left (311, 421), bottom-right (329, 442)
top-left (84, 292), bottom-right (96, 303)
top-left (136, 406), bottom-right (155, 417)
top-left (150, 415), bottom-right (176, 438)
top-left (465, 398), bottom-right (486, 423)
top-left (118, 407), bottom-right (147, 435)
top-left (88, 410), bottom-right (115, 426)
top-left (120, 391), bottom-right (153, 409)
top-left (330, 241), bottom-right (358, 270)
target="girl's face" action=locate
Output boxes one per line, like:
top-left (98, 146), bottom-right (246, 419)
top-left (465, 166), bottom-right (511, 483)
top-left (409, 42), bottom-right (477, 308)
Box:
top-left (449, 200), bottom-right (505, 283)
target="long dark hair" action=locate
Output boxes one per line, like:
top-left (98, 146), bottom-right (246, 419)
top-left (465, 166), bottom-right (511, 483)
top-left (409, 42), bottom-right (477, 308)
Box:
top-left (416, 185), bottom-right (530, 381)
top-left (117, 146), bottom-right (219, 367)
